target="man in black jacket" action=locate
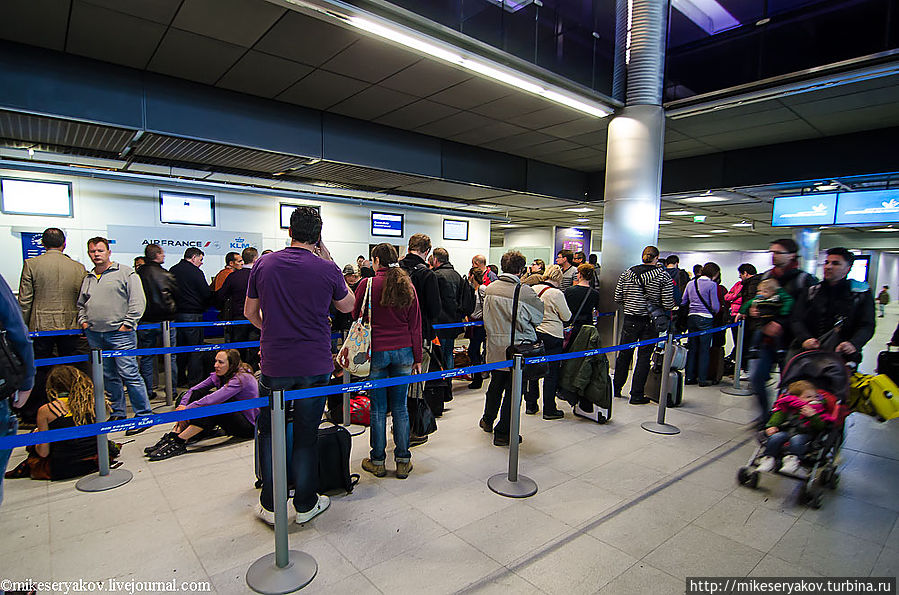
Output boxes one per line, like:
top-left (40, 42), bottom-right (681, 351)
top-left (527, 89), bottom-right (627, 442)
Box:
top-left (217, 246), bottom-right (260, 369)
top-left (136, 244), bottom-right (180, 398)
top-left (737, 238), bottom-right (816, 423)
top-left (791, 247), bottom-right (875, 362)
top-left (399, 233), bottom-right (441, 345)
top-left (170, 247), bottom-right (211, 387)
top-left (432, 247), bottom-right (464, 371)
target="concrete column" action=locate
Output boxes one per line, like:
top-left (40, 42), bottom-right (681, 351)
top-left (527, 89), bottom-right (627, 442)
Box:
top-left (598, 106), bottom-right (666, 345)
top-left (794, 227), bottom-right (821, 278)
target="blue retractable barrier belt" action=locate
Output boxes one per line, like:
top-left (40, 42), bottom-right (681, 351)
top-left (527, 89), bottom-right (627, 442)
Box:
top-left (29, 323), bottom-right (161, 338)
top-left (675, 322), bottom-right (739, 340)
top-left (101, 340), bottom-right (260, 358)
top-left (170, 319), bottom-right (252, 328)
top-left (524, 336), bottom-right (667, 365)
top-left (432, 321), bottom-right (484, 329)
top-left (34, 354), bottom-right (91, 367)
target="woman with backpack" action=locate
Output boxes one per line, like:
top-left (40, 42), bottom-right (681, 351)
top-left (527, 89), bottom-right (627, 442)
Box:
top-left (354, 243), bottom-right (422, 480)
top-left (524, 265), bottom-right (571, 419)
top-left (681, 262), bottom-right (721, 386)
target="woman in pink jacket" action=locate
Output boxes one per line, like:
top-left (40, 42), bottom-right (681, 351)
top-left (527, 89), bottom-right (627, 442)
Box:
top-left (725, 264), bottom-right (757, 364)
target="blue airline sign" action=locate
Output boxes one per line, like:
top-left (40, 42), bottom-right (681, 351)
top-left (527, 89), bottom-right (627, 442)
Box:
top-left (835, 189), bottom-right (899, 225)
top-left (771, 194), bottom-right (837, 227)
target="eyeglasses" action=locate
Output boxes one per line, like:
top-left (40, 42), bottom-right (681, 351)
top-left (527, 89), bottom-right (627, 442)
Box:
top-left (769, 250), bottom-right (792, 255)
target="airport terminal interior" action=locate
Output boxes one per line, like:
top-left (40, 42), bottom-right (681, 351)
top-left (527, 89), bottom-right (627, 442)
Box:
top-left (1, 0), bottom-right (899, 593)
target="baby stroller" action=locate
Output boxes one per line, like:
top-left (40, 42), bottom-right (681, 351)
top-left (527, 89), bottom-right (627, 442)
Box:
top-left (737, 350), bottom-right (850, 508)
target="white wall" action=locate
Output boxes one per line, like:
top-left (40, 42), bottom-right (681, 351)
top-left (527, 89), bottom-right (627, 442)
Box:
top-left (0, 169), bottom-right (491, 288)
top-left (501, 227), bottom-right (554, 265)
top-left (662, 250), bottom-right (771, 290)
top-left (875, 252), bottom-right (899, 295)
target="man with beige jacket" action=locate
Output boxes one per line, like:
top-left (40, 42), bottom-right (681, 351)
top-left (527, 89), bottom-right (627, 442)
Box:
top-left (17, 228), bottom-right (87, 422)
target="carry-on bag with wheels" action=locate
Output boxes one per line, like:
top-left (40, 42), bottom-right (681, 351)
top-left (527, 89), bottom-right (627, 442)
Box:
top-left (645, 368), bottom-right (684, 408)
top-left (876, 345), bottom-right (899, 386)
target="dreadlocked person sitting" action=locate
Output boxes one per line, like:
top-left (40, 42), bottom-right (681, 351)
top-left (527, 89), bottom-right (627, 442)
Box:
top-left (6, 366), bottom-right (118, 481)
top-left (145, 349), bottom-right (259, 461)
top-left (755, 380), bottom-right (838, 474)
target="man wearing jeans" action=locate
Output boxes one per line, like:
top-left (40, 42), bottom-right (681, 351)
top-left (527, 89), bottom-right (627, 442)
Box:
top-left (246, 207), bottom-right (355, 526)
top-left (77, 237), bottom-right (152, 433)
top-left (1, 275), bottom-right (35, 506)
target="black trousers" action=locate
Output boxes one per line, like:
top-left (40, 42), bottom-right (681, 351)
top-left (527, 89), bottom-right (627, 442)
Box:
top-left (613, 315), bottom-right (657, 398)
top-left (175, 313), bottom-right (205, 387)
top-left (483, 370), bottom-right (521, 437)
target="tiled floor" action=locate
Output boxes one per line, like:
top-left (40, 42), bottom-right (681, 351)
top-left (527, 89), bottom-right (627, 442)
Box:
top-left (3, 310), bottom-right (898, 594)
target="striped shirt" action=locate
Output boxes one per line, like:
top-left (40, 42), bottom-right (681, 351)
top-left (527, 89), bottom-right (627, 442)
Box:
top-left (614, 264), bottom-right (676, 316)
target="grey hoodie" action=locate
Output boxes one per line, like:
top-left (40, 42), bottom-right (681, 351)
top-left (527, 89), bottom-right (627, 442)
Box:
top-left (77, 262), bottom-right (146, 332)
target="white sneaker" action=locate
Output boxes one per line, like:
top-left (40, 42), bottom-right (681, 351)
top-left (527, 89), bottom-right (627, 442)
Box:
top-left (295, 494), bottom-right (330, 525)
top-left (756, 456), bottom-right (776, 473)
top-left (255, 504), bottom-right (276, 526)
top-left (780, 455), bottom-right (801, 474)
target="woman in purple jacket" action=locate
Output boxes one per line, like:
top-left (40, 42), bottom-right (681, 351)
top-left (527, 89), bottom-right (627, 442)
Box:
top-left (681, 262), bottom-right (721, 387)
top-left (145, 349), bottom-right (259, 460)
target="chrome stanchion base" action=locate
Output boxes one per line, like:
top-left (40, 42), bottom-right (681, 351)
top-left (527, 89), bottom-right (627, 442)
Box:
top-left (487, 473), bottom-right (538, 498)
top-left (720, 386), bottom-right (753, 396)
top-left (343, 423), bottom-right (366, 436)
top-left (75, 468), bottom-right (133, 492)
top-left (246, 551), bottom-right (318, 594)
top-left (641, 421), bottom-right (680, 435)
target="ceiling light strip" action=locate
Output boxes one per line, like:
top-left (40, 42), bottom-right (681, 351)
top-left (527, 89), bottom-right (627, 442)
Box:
top-left (334, 13), bottom-right (612, 118)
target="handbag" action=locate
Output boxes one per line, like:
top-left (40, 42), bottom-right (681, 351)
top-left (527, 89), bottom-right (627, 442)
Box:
top-left (562, 285), bottom-right (591, 350)
top-left (506, 283), bottom-right (548, 381)
top-left (634, 267), bottom-right (670, 333)
top-left (0, 324), bottom-right (25, 401)
top-left (407, 381), bottom-right (437, 436)
top-left (336, 278), bottom-right (372, 377)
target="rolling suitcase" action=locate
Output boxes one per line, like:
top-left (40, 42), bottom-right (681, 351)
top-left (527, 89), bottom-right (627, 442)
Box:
top-left (849, 373), bottom-right (899, 421)
top-left (645, 368), bottom-right (684, 407)
top-left (876, 345), bottom-right (899, 385)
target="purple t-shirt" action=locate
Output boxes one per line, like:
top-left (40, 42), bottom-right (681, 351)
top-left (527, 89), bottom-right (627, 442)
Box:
top-left (247, 247), bottom-right (348, 377)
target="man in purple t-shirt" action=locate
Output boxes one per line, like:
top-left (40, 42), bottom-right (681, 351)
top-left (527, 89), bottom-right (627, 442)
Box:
top-left (245, 206), bottom-right (355, 526)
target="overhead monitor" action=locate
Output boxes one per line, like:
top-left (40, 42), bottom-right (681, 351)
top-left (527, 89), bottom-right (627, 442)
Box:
top-left (443, 219), bottom-right (469, 241)
top-left (0, 178), bottom-right (73, 217)
top-left (849, 255), bottom-right (870, 283)
top-left (280, 203), bottom-right (320, 229)
top-left (371, 211), bottom-right (404, 238)
top-left (771, 194), bottom-right (837, 227)
top-left (160, 191), bottom-right (215, 226)
top-left (835, 189), bottom-right (899, 226)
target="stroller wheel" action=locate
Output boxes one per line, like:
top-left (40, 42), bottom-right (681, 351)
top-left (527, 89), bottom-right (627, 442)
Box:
top-left (828, 472), bottom-right (840, 489)
top-left (802, 487), bottom-right (823, 509)
top-left (737, 467), bottom-right (759, 488)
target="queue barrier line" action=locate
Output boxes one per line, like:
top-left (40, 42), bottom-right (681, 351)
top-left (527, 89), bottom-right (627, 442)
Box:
top-left (28, 323), bottom-right (162, 338)
top-left (100, 340), bottom-right (261, 358)
top-left (674, 322), bottom-right (739, 340)
top-left (5, 322), bottom-right (739, 450)
top-left (34, 354), bottom-right (91, 367)
top-left (431, 311), bottom-right (617, 331)
top-left (170, 319), bottom-right (252, 328)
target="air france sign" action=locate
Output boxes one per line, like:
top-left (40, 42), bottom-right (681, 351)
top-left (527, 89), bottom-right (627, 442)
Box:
top-left (107, 225), bottom-right (262, 256)
top-left (771, 194), bottom-right (837, 227)
top-left (835, 190), bottom-right (899, 225)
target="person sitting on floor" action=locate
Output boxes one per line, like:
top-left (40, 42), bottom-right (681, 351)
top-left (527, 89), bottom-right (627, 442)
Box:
top-left (5, 366), bottom-right (119, 481)
top-left (144, 349), bottom-right (259, 461)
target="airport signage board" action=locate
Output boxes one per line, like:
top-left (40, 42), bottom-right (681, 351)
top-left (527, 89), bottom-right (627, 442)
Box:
top-left (834, 189), bottom-right (899, 225)
top-left (554, 227), bottom-right (591, 255)
top-left (20, 231), bottom-right (47, 262)
top-left (107, 225), bottom-right (262, 257)
top-left (771, 194), bottom-right (837, 227)
top-left (371, 212), bottom-right (404, 237)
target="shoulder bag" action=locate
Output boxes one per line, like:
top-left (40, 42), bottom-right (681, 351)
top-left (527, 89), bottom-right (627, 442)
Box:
top-left (634, 267), bottom-right (670, 333)
top-left (0, 323), bottom-right (25, 401)
top-left (563, 286), bottom-right (592, 350)
top-left (506, 283), bottom-right (548, 380)
top-left (336, 278), bottom-right (372, 377)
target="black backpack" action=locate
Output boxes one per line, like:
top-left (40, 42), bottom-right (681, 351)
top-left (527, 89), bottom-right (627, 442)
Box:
top-left (0, 323), bottom-right (25, 401)
top-left (457, 279), bottom-right (476, 319)
top-left (317, 421), bottom-right (360, 494)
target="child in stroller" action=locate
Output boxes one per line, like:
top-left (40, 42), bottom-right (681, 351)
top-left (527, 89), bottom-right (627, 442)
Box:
top-left (738, 350), bottom-right (850, 507)
top-left (755, 380), bottom-right (839, 474)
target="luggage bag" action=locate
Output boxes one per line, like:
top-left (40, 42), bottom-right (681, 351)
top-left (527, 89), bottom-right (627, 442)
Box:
top-left (849, 372), bottom-right (899, 421)
top-left (876, 346), bottom-right (899, 386)
top-left (645, 368), bottom-right (684, 408)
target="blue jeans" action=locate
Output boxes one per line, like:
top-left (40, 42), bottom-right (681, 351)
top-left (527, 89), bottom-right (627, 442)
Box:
top-left (468, 325), bottom-right (486, 365)
top-left (749, 331), bottom-right (780, 418)
top-left (0, 399), bottom-right (17, 506)
top-left (436, 331), bottom-right (455, 371)
top-left (686, 315), bottom-right (714, 383)
top-left (85, 329), bottom-right (152, 417)
top-left (137, 326), bottom-right (177, 396)
top-left (764, 431), bottom-right (812, 458)
top-left (257, 373), bottom-right (329, 513)
top-left (369, 348), bottom-right (413, 463)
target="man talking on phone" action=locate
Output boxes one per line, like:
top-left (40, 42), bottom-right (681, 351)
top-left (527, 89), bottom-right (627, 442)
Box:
top-left (245, 207), bottom-right (355, 526)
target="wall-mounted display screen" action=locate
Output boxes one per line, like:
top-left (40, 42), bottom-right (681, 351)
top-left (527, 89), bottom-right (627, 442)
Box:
top-left (849, 255), bottom-right (870, 283)
top-left (160, 191), bottom-right (215, 226)
top-left (371, 212), bottom-right (404, 237)
top-left (1, 178), bottom-right (73, 217)
top-left (280, 203), bottom-right (320, 229)
top-left (771, 194), bottom-right (837, 227)
top-left (835, 190), bottom-right (899, 226)
top-left (443, 219), bottom-right (469, 241)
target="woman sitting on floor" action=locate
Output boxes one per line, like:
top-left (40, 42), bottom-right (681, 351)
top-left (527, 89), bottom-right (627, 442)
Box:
top-left (5, 366), bottom-right (118, 481)
top-left (145, 349), bottom-right (259, 461)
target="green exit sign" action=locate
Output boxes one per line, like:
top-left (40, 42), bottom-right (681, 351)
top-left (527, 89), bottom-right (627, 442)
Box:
top-left (693, 215), bottom-right (707, 223)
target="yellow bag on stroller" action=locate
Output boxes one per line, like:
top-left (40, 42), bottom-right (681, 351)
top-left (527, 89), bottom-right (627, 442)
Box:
top-left (848, 372), bottom-right (899, 421)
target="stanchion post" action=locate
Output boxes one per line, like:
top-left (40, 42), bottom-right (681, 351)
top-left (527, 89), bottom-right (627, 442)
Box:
top-left (76, 349), bottom-right (133, 492)
top-left (487, 354), bottom-right (537, 498)
top-left (721, 319), bottom-right (753, 396)
top-left (247, 389), bottom-right (318, 593)
top-left (641, 332), bottom-right (680, 435)
top-left (162, 321), bottom-right (173, 406)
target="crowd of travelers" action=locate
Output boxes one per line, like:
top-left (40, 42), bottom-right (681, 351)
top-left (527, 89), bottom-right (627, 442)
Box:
top-left (0, 215), bottom-right (881, 526)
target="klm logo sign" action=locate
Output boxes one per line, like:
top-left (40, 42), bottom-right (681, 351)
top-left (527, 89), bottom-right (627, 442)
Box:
top-left (230, 236), bottom-right (252, 249)
top-left (812, 203), bottom-right (827, 213)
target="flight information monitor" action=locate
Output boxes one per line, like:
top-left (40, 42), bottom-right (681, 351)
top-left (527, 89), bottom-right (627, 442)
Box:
top-left (371, 212), bottom-right (404, 237)
top-left (771, 194), bottom-right (837, 227)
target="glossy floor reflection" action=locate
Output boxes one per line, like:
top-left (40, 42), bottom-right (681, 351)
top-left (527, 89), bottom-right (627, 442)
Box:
top-left (3, 308), bottom-right (897, 594)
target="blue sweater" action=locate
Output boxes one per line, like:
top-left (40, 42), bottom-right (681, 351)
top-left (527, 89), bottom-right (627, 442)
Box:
top-left (681, 276), bottom-right (720, 317)
top-left (0, 275), bottom-right (35, 391)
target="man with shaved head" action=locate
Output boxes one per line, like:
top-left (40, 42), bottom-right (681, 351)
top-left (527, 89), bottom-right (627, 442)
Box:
top-left (472, 254), bottom-right (498, 286)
